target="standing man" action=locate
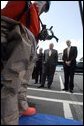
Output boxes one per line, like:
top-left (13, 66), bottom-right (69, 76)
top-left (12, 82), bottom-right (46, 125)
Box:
top-left (1, 1), bottom-right (51, 125)
top-left (38, 43), bottom-right (58, 89)
top-left (62, 40), bottom-right (78, 93)
top-left (34, 48), bottom-right (43, 84)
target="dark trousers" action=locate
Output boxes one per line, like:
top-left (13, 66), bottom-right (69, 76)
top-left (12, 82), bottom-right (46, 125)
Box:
top-left (41, 63), bottom-right (56, 87)
top-left (35, 67), bottom-right (42, 83)
top-left (63, 65), bottom-right (75, 90)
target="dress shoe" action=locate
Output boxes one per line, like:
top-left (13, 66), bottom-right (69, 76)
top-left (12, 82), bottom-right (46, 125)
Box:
top-left (38, 85), bottom-right (44, 88)
top-left (21, 107), bottom-right (36, 116)
top-left (34, 82), bottom-right (37, 84)
top-left (62, 89), bottom-right (65, 91)
top-left (62, 89), bottom-right (68, 91)
top-left (48, 86), bottom-right (51, 89)
top-left (70, 90), bottom-right (73, 93)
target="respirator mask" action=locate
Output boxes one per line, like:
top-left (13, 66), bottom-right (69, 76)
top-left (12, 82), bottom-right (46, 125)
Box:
top-left (38, 18), bottom-right (59, 42)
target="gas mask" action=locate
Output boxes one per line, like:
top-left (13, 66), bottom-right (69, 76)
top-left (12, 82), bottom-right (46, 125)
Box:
top-left (38, 19), bottom-right (59, 42)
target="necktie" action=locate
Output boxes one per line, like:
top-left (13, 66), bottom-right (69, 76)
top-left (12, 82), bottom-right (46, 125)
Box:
top-left (67, 47), bottom-right (70, 57)
top-left (49, 50), bottom-right (52, 56)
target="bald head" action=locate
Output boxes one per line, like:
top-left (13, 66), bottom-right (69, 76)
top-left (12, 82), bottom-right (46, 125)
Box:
top-left (66, 40), bottom-right (71, 47)
top-left (49, 43), bottom-right (54, 50)
top-left (39, 48), bottom-right (43, 53)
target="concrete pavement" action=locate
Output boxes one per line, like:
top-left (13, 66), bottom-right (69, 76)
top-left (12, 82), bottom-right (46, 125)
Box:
top-left (27, 71), bottom-right (83, 122)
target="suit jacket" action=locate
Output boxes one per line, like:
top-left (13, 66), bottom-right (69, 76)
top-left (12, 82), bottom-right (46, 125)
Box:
top-left (36, 53), bottom-right (43, 69)
top-left (62, 46), bottom-right (77, 66)
top-left (43, 49), bottom-right (58, 66)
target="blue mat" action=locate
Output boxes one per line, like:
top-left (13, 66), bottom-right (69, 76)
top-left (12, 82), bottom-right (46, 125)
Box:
top-left (19, 113), bottom-right (83, 125)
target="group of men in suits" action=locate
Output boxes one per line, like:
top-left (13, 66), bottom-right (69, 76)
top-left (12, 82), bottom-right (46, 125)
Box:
top-left (35, 40), bottom-right (77, 93)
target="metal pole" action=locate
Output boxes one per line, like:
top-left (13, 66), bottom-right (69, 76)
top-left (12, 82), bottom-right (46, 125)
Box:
top-left (78, 1), bottom-right (83, 27)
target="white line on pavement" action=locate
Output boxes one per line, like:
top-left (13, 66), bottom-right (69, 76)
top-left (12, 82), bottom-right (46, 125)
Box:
top-left (59, 75), bottom-right (64, 89)
top-left (63, 102), bottom-right (73, 119)
top-left (27, 95), bottom-right (83, 105)
top-left (27, 87), bottom-right (83, 95)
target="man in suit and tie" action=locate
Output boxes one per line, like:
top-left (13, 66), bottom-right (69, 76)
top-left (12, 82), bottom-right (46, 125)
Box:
top-left (38, 43), bottom-right (58, 89)
top-left (34, 48), bottom-right (43, 84)
top-left (62, 40), bottom-right (78, 93)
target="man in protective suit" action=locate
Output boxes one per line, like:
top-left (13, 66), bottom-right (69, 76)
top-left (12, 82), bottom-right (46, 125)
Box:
top-left (1, 1), bottom-right (51, 125)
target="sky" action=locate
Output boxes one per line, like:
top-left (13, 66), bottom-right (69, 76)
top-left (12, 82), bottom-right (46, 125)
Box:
top-left (1, 1), bottom-right (83, 61)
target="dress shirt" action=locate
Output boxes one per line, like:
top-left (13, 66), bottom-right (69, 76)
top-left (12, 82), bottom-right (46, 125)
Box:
top-left (49, 50), bottom-right (52, 56)
top-left (67, 46), bottom-right (71, 57)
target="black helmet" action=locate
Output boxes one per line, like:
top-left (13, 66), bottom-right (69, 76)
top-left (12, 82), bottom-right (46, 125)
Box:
top-left (45, 1), bottom-right (51, 12)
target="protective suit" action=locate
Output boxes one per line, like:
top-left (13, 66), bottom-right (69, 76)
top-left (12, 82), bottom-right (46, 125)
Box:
top-left (1, 1), bottom-right (50, 125)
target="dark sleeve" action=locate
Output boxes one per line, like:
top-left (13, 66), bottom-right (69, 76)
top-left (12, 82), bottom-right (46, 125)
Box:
top-left (62, 49), bottom-right (65, 61)
top-left (56, 50), bottom-right (58, 63)
top-left (55, 50), bottom-right (58, 65)
top-left (42, 53), bottom-right (44, 63)
top-left (71, 47), bottom-right (78, 61)
top-left (43, 50), bottom-right (46, 62)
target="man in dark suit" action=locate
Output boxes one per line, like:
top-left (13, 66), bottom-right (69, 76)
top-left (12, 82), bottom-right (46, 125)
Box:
top-left (62, 40), bottom-right (78, 93)
top-left (38, 43), bottom-right (58, 89)
top-left (34, 48), bottom-right (43, 84)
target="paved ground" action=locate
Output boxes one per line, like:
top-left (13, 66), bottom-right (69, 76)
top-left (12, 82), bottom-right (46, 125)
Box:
top-left (27, 71), bottom-right (83, 122)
